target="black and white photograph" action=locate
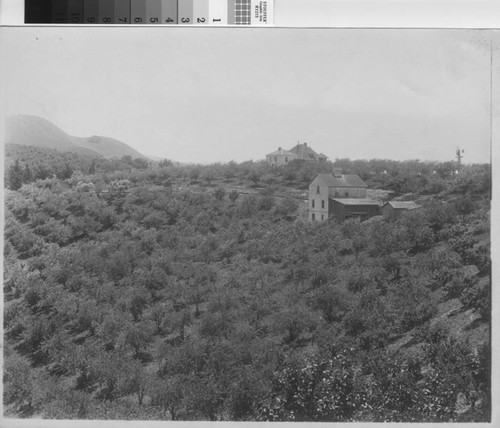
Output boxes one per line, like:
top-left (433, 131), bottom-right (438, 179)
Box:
top-left (2, 25), bottom-right (497, 424)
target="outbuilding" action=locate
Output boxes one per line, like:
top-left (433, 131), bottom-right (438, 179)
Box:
top-left (382, 201), bottom-right (422, 220)
top-left (328, 198), bottom-right (382, 223)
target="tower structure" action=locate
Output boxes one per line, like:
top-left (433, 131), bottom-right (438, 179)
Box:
top-left (456, 147), bottom-right (464, 168)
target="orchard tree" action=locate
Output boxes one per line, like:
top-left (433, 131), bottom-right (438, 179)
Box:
top-left (8, 160), bottom-right (24, 190)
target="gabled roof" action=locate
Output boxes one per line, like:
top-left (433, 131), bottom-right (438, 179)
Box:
top-left (330, 198), bottom-right (381, 206)
top-left (289, 143), bottom-right (321, 160)
top-left (384, 201), bottom-right (421, 210)
top-left (266, 148), bottom-right (297, 157)
top-left (313, 173), bottom-right (368, 188)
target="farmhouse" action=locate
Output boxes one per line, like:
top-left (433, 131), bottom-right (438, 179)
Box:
top-left (309, 169), bottom-right (378, 222)
top-left (382, 201), bottom-right (422, 220)
top-left (265, 147), bottom-right (297, 166)
top-left (288, 142), bottom-right (328, 162)
top-left (266, 142), bottom-right (327, 165)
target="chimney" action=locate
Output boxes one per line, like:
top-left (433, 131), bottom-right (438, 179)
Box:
top-left (278, 147), bottom-right (282, 151)
top-left (333, 168), bottom-right (342, 177)
top-left (304, 142), bottom-right (307, 147)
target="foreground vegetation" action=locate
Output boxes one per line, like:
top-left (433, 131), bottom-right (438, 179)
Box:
top-left (4, 145), bottom-right (491, 421)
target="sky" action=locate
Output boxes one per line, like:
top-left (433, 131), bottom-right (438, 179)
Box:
top-left (1, 27), bottom-right (496, 164)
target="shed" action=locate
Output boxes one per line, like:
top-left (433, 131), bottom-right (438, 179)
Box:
top-left (329, 198), bottom-right (381, 223)
top-left (383, 201), bottom-right (422, 220)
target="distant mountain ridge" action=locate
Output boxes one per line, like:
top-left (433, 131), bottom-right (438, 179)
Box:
top-left (6, 115), bottom-right (147, 159)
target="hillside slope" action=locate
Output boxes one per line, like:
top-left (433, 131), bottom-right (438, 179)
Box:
top-left (6, 115), bottom-right (146, 159)
top-left (2, 158), bottom-right (491, 421)
top-left (72, 135), bottom-right (146, 159)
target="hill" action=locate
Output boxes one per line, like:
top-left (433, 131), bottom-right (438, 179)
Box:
top-left (6, 115), bottom-right (147, 159)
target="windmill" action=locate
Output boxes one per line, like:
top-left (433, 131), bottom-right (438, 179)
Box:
top-left (456, 147), bottom-right (464, 168)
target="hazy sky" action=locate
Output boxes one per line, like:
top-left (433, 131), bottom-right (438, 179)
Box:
top-left (1, 27), bottom-right (496, 164)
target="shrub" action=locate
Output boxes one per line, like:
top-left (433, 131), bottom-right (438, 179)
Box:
top-left (274, 197), bottom-right (299, 219)
top-left (228, 190), bottom-right (239, 203)
top-left (213, 187), bottom-right (226, 201)
top-left (442, 273), bottom-right (475, 300)
top-left (314, 286), bottom-right (350, 323)
top-left (347, 273), bottom-right (372, 293)
top-left (459, 280), bottom-right (490, 321)
top-left (464, 243), bottom-right (490, 274)
top-left (259, 353), bottom-right (356, 421)
top-left (342, 311), bottom-right (366, 337)
top-left (424, 175), bottom-right (447, 194)
top-left (400, 301), bottom-right (438, 331)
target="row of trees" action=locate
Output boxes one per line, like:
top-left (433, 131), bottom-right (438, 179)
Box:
top-left (5, 145), bottom-right (154, 190)
top-left (7, 144), bottom-right (490, 196)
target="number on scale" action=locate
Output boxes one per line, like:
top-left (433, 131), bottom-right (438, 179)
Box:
top-left (86, 17), bottom-right (96, 23)
top-left (181, 18), bottom-right (190, 23)
top-left (118, 18), bottom-right (128, 23)
top-left (150, 17), bottom-right (159, 23)
top-left (197, 18), bottom-right (205, 23)
top-left (165, 18), bottom-right (174, 23)
top-left (103, 17), bottom-right (111, 23)
top-left (134, 17), bottom-right (143, 23)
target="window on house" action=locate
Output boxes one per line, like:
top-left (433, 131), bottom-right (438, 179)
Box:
top-left (321, 214), bottom-right (324, 221)
top-left (317, 186), bottom-right (320, 194)
top-left (274, 157), bottom-right (277, 162)
top-left (345, 191), bottom-right (349, 197)
top-left (312, 213), bottom-right (315, 221)
top-left (321, 200), bottom-right (325, 209)
top-left (285, 157), bottom-right (288, 162)
top-left (312, 200), bottom-right (315, 208)
top-left (335, 191), bottom-right (339, 197)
